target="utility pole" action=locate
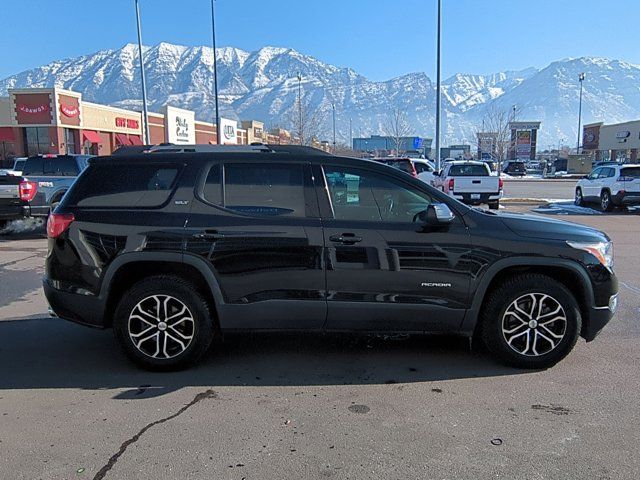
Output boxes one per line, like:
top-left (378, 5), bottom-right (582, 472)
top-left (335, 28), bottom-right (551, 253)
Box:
top-left (134, 0), bottom-right (150, 144)
top-left (210, 0), bottom-right (221, 144)
top-left (297, 72), bottom-right (303, 145)
top-left (577, 72), bottom-right (585, 154)
top-left (434, 0), bottom-right (442, 169)
top-left (332, 103), bottom-right (336, 154)
top-left (349, 117), bottom-right (352, 150)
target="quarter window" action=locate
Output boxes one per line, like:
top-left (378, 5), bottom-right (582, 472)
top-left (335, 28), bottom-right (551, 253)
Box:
top-left (324, 166), bottom-right (432, 222)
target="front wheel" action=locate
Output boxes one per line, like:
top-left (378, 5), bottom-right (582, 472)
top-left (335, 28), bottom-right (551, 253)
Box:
top-left (479, 274), bottom-right (581, 369)
top-left (113, 275), bottom-right (215, 371)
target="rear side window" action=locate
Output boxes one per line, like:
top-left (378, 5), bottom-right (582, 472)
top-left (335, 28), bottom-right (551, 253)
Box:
top-left (448, 164), bottom-right (489, 176)
top-left (22, 157), bottom-right (44, 176)
top-left (223, 163), bottom-right (306, 217)
top-left (414, 162), bottom-right (433, 173)
top-left (385, 160), bottom-right (414, 174)
top-left (621, 167), bottom-right (640, 178)
top-left (44, 156), bottom-right (80, 176)
top-left (64, 163), bottom-right (180, 207)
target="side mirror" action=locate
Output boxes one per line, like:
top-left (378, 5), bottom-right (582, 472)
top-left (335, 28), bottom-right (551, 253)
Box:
top-left (424, 203), bottom-right (455, 225)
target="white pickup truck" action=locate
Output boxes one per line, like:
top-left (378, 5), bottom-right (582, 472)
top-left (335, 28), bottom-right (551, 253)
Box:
top-left (433, 160), bottom-right (503, 209)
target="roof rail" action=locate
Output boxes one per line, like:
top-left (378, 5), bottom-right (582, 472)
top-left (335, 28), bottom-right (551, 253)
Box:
top-left (112, 144), bottom-right (331, 156)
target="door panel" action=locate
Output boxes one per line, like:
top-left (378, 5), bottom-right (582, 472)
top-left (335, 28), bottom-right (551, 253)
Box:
top-left (186, 160), bottom-right (326, 330)
top-left (319, 164), bottom-right (472, 332)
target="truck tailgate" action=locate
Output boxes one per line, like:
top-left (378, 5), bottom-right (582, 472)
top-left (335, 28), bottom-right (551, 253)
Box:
top-left (0, 175), bottom-right (21, 202)
top-left (453, 177), bottom-right (499, 193)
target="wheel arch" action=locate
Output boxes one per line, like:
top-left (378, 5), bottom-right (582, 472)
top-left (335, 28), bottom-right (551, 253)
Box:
top-left (463, 258), bottom-right (594, 337)
top-left (100, 252), bottom-right (225, 328)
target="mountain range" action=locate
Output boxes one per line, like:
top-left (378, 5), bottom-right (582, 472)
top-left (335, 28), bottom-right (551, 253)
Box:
top-left (2, 42), bottom-right (640, 148)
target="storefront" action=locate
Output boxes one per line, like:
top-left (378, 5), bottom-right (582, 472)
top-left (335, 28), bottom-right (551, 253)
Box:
top-left (583, 121), bottom-right (639, 162)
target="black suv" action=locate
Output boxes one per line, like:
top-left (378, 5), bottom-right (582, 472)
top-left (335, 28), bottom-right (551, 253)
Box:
top-left (44, 145), bottom-right (618, 370)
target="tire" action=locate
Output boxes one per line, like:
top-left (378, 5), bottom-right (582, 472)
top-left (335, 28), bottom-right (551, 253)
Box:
top-left (600, 190), bottom-right (613, 212)
top-left (488, 201), bottom-right (499, 210)
top-left (479, 274), bottom-right (581, 369)
top-left (113, 275), bottom-right (215, 371)
top-left (574, 187), bottom-right (584, 206)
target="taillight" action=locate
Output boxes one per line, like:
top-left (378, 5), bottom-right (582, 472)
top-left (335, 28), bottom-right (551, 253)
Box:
top-left (448, 178), bottom-right (455, 191)
top-left (499, 178), bottom-right (504, 190)
top-left (19, 180), bottom-right (38, 202)
top-left (47, 213), bottom-right (75, 238)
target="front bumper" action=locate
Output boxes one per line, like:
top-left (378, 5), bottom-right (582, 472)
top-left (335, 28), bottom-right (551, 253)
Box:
top-left (583, 293), bottom-right (618, 342)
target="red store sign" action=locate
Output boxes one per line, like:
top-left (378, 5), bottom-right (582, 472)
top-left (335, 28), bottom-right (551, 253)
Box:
top-left (18, 104), bottom-right (49, 114)
top-left (60, 104), bottom-right (79, 117)
top-left (115, 117), bottom-right (140, 129)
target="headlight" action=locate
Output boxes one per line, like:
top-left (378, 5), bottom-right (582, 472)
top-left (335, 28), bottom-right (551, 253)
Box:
top-left (567, 241), bottom-right (614, 268)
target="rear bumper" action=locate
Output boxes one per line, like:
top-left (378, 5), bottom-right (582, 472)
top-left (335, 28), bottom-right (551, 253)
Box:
top-left (43, 276), bottom-right (107, 328)
top-left (0, 204), bottom-right (30, 221)
top-left (452, 192), bottom-right (502, 205)
top-left (29, 205), bottom-right (51, 217)
top-left (612, 192), bottom-right (640, 206)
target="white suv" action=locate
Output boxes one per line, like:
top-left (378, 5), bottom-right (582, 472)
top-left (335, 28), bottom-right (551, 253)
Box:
top-left (575, 164), bottom-right (640, 211)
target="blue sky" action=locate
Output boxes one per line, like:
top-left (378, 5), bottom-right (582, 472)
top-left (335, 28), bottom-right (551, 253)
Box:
top-left (2, 0), bottom-right (639, 80)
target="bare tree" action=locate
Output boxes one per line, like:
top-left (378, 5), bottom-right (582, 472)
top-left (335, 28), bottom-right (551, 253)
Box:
top-left (384, 108), bottom-right (412, 155)
top-left (290, 93), bottom-right (325, 147)
top-left (476, 104), bottom-right (522, 171)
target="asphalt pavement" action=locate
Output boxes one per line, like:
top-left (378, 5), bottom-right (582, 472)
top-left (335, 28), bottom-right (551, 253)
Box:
top-left (1, 186), bottom-right (639, 480)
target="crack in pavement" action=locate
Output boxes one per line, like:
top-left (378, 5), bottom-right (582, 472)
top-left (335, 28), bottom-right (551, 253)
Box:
top-left (93, 389), bottom-right (217, 480)
top-left (620, 282), bottom-right (640, 295)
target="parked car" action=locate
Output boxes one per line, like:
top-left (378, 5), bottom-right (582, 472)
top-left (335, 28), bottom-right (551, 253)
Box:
top-left (575, 164), bottom-right (640, 211)
top-left (375, 157), bottom-right (437, 185)
top-left (44, 144), bottom-right (618, 371)
top-left (0, 157), bottom-right (27, 177)
top-left (503, 161), bottom-right (527, 177)
top-left (433, 160), bottom-right (503, 209)
top-left (20, 154), bottom-right (92, 217)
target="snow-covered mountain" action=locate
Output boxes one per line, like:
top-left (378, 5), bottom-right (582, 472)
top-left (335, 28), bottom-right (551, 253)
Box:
top-left (2, 43), bottom-right (640, 148)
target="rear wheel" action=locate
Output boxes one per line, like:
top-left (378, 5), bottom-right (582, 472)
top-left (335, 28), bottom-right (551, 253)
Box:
top-left (488, 201), bottom-right (499, 210)
top-left (574, 187), bottom-right (584, 206)
top-left (600, 190), bottom-right (613, 212)
top-left (479, 274), bottom-right (581, 369)
top-left (113, 275), bottom-right (215, 370)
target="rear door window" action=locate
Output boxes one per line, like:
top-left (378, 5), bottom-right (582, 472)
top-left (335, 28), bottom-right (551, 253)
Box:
top-left (621, 167), bottom-right (640, 178)
top-left (222, 163), bottom-right (307, 217)
top-left (64, 163), bottom-right (181, 207)
top-left (44, 156), bottom-right (80, 176)
top-left (21, 157), bottom-right (44, 176)
top-left (448, 164), bottom-right (489, 176)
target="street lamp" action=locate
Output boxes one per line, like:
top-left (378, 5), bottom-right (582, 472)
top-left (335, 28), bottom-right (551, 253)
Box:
top-left (434, 0), bottom-right (442, 169)
top-left (576, 72), bottom-right (585, 154)
top-left (210, 0), bottom-right (221, 144)
top-left (134, 0), bottom-right (150, 144)
top-left (297, 72), bottom-right (303, 145)
top-left (332, 103), bottom-right (336, 154)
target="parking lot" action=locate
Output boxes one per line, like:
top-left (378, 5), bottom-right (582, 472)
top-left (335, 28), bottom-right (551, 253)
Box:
top-left (1, 184), bottom-right (639, 480)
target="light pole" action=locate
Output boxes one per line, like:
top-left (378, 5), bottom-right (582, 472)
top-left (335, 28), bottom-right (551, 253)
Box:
top-left (577, 72), bottom-right (585, 154)
top-left (210, 0), bottom-right (221, 144)
top-left (332, 103), bottom-right (336, 154)
top-left (297, 72), bottom-right (303, 145)
top-left (134, 0), bottom-right (150, 144)
top-left (434, 0), bottom-right (442, 170)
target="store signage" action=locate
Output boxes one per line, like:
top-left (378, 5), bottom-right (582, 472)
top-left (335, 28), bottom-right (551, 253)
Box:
top-left (254, 127), bottom-right (263, 139)
top-left (585, 132), bottom-right (596, 143)
top-left (115, 117), bottom-right (140, 129)
top-left (176, 116), bottom-right (190, 142)
top-left (616, 131), bottom-right (630, 139)
top-left (60, 104), bottom-right (79, 117)
top-left (219, 118), bottom-right (238, 145)
top-left (223, 124), bottom-right (235, 140)
top-left (18, 104), bottom-right (49, 114)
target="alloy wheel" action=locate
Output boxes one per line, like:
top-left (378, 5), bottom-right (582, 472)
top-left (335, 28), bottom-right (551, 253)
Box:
top-left (128, 295), bottom-right (195, 359)
top-left (575, 189), bottom-right (582, 206)
top-left (501, 293), bottom-right (567, 356)
top-left (601, 192), bottom-right (610, 211)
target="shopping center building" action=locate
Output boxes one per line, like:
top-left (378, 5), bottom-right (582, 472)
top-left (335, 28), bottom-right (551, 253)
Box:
top-left (0, 87), bottom-right (319, 166)
top-left (582, 120), bottom-right (640, 162)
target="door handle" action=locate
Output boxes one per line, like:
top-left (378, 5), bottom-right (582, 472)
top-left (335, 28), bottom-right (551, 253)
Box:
top-left (329, 233), bottom-right (363, 244)
top-left (193, 230), bottom-right (223, 240)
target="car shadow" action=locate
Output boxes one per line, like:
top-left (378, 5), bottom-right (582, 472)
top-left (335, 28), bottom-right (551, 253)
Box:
top-left (534, 201), bottom-right (640, 216)
top-left (0, 317), bottom-right (531, 398)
